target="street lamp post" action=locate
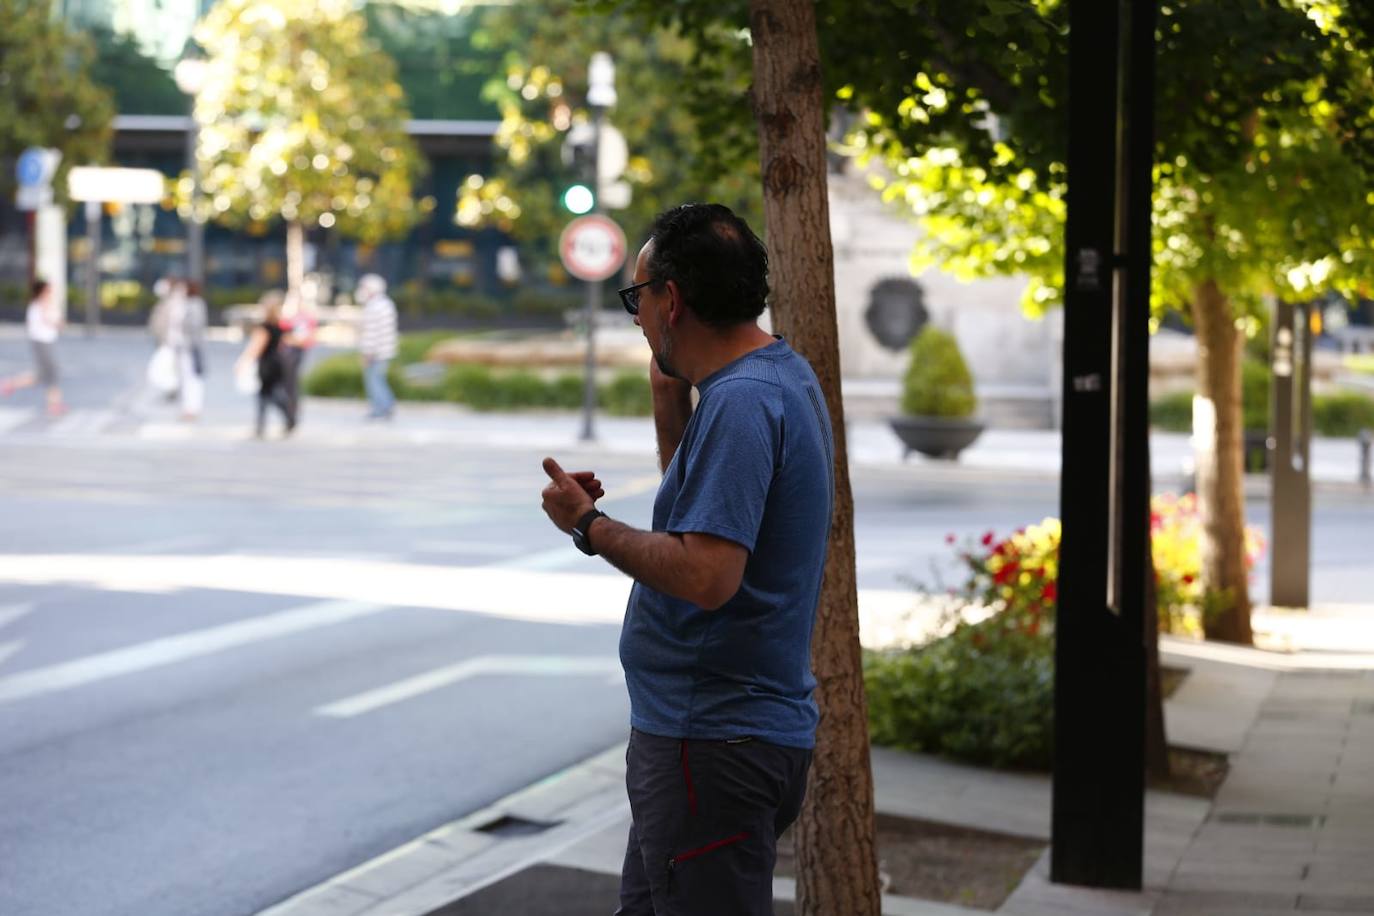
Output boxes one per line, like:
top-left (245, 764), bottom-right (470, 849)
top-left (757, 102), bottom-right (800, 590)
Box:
top-left (174, 41), bottom-right (207, 290)
top-left (579, 52), bottom-right (616, 443)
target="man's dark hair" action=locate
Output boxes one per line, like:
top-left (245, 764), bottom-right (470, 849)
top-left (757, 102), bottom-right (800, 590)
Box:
top-left (31, 279), bottom-right (49, 299)
top-left (646, 203), bottom-right (769, 328)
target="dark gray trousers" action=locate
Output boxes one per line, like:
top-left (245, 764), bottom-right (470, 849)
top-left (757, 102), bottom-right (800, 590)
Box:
top-left (616, 729), bottom-right (811, 916)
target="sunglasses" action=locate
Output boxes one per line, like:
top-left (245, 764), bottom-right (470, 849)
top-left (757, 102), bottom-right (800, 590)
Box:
top-left (617, 279), bottom-right (658, 316)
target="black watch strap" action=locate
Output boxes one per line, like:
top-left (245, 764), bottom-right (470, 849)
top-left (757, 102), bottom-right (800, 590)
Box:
top-left (572, 509), bottom-right (607, 556)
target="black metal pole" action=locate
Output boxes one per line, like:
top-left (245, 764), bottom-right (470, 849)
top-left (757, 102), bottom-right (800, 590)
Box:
top-left (1052, 0), bottom-right (1152, 889)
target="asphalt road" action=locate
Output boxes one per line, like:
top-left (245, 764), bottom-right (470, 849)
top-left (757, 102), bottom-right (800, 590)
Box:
top-left (0, 329), bottom-right (1370, 916)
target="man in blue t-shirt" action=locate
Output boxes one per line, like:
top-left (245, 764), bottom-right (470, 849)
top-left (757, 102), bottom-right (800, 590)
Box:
top-left (540, 203), bottom-right (834, 915)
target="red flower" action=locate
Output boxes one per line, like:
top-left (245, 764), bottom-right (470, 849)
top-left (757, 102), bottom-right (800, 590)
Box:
top-left (981, 531), bottom-right (995, 547)
top-left (945, 533), bottom-right (957, 545)
top-left (1182, 574), bottom-right (1195, 585)
top-left (993, 561), bottom-right (1020, 585)
top-left (1042, 581), bottom-right (1057, 602)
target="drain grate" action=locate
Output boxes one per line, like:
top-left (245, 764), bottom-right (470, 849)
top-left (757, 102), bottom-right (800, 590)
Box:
top-left (473, 814), bottom-right (562, 838)
top-left (1212, 812), bottom-right (1325, 829)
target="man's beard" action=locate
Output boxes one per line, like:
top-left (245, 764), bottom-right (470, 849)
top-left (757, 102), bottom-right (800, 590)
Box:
top-left (652, 319), bottom-right (682, 380)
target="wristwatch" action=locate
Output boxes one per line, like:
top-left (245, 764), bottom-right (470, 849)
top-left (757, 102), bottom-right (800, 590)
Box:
top-left (571, 509), bottom-right (607, 556)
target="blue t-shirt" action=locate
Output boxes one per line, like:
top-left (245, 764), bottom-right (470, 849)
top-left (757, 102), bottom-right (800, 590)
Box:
top-left (618, 338), bottom-right (835, 749)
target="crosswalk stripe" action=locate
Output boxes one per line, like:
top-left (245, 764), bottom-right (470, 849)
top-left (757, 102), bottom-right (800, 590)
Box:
top-left (0, 603), bottom-right (34, 631)
top-left (49, 408), bottom-right (117, 437)
top-left (315, 654), bottom-right (623, 718)
top-left (0, 640), bottom-right (24, 669)
top-left (0, 407), bottom-right (30, 434)
top-left (0, 599), bottom-right (386, 706)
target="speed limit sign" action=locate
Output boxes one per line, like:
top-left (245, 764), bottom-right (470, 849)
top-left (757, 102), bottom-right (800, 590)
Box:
top-left (559, 214), bottom-right (627, 282)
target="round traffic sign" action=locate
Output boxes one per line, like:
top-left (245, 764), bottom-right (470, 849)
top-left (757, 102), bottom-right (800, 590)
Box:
top-left (16, 149), bottom-right (48, 187)
top-left (559, 214), bottom-right (627, 283)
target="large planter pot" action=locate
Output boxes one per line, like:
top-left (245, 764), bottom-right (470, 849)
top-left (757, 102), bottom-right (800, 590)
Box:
top-left (889, 415), bottom-right (986, 461)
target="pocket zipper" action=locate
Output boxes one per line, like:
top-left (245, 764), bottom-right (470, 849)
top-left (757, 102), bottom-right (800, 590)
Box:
top-left (667, 831), bottom-right (751, 890)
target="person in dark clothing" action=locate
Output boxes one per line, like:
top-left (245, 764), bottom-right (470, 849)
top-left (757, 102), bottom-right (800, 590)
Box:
top-left (235, 295), bottom-right (297, 438)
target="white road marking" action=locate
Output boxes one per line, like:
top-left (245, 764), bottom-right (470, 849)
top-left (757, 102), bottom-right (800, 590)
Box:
top-left (493, 544), bottom-right (586, 572)
top-left (315, 654), bottom-right (623, 718)
top-left (0, 407), bottom-right (32, 434)
top-left (0, 602), bottom-right (35, 631)
top-left (410, 539), bottom-right (523, 557)
top-left (0, 599), bottom-right (385, 706)
top-left (0, 640), bottom-right (24, 669)
top-left (48, 408), bottom-right (117, 437)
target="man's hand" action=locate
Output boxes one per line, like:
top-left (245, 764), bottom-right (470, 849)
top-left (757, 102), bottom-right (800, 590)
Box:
top-left (540, 457), bottom-right (603, 533)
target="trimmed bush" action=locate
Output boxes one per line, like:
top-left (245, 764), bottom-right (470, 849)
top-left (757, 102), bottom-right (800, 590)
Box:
top-left (1314, 391), bottom-right (1374, 437)
top-left (865, 622), bottom-right (1053, 770)
top-left (1149, 391), bottom-right (1193, 432)
top-left (303, 353), bottom-right (365, 398)
top-left (901, 326), bottom-right (977, 418)
top-left (599, 370), bottom-right (654, 416)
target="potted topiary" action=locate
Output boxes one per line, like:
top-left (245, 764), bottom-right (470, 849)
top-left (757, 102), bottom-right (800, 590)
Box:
top-left (889, 325), bottom-right (985, 460)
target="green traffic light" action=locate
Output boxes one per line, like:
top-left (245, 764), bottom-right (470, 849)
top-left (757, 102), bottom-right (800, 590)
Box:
top-left (562, 184), bottom-right (594, 214)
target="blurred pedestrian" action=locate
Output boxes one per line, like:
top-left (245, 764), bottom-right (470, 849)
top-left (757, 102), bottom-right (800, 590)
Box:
top-left (1, 279), bottom-right (66, 417)
top-left (148, 278), bottom-right (207, 419)
top-left (235, 292), bottom-right (295, 438)
top-left (279, 290), bottom-right (317, 425)
top-left (356, 274), bottom-right (397, 420)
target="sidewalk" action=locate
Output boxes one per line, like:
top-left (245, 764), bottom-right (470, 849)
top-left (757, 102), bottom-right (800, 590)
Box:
top-left (257, 612), bottom-right (1374, 916)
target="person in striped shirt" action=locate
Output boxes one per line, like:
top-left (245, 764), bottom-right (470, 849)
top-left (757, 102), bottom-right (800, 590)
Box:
top-left (356, 274), bottom-right (398, 420)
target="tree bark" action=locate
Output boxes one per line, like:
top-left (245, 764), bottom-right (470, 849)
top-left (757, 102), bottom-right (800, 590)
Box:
top-left (286, 219), bottom-right (305, 299)
top-left (747, 2), bottom-right (882, 914)
top-left (1190, 279), bottom-right (1253, 644)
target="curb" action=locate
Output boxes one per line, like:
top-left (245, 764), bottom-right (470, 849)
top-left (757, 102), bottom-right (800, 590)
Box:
top-left (255, 743), bottom-right (630, 916)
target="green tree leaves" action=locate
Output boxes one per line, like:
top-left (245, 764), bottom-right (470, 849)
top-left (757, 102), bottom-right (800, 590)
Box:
top-left (186, 0), bottom-right (430, 245)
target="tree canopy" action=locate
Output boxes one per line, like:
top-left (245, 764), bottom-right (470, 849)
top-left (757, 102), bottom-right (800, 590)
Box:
top-left (186, 0), bottom-right (431, 244)
top-left (0, 0), bottom-right (113, 198)
top-left (830, 0), bottom-right (1374, 319)
top-left (455, 0), bottom-right (761, 267)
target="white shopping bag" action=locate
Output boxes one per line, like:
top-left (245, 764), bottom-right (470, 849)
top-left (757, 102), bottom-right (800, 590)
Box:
top-left (146, 345), bottom-right (179, 393)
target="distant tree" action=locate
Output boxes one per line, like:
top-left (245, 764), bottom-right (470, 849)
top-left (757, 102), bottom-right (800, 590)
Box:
top-left (0, 0), bottom-right (113, 198)
top-left (828, 0), bottom-right (1374, 644)
top-left (188, 0), bottom-right (431, 296)
top-left (455, 0), bottom-right (761, 275)
top-left (364, 4), bottom-right (499, 122)
top-left (88, 28), bottom-right (184, 116)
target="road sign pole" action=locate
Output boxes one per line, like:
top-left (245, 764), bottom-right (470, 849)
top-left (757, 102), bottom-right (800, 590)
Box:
top-left (579, 105), bottom-right (606, 443)
top-left (85, 200), bottom-right (101, 336)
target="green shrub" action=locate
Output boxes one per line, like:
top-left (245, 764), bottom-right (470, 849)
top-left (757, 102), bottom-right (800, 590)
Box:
top-left (303, 353), bottom-right (365, 398)
top-left (1152, 378), bottom-right (1374, 438)
top-left (901, 326), bottom-right (976, 418)
top-left (599, 370), bottom-right (654, 416)
top-left (395, 330), bottom-right (460, 366)
top-left (1149, 391), bottom-right (1193, 432)
top-left (1313, 391), bottom-right (1374, 437)
top-left (512, 288), bottom-right (583, 317)
top-left (550, 374), bottom-right (588, 409)
top-left (864, 622), bottom-right (1054, 770)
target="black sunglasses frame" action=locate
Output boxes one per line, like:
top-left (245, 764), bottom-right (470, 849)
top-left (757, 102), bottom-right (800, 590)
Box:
top-left (617, 279), bottom-right (657, 316)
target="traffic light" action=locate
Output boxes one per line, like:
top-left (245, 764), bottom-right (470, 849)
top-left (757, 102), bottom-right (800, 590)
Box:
top-left (562, 183), bottom-right (594, 215)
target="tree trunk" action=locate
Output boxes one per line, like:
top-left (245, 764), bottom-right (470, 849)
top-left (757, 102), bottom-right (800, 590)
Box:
top-left (286, 219), bottom-right (305, 299)
top-left (1190, 279), bottom-right (1253, 644)
top-left (747, 2), bottom-right (882, 914)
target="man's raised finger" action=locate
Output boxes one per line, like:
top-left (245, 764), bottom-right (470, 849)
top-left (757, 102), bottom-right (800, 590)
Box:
top-left (542, 456), bottom-right (570, 483)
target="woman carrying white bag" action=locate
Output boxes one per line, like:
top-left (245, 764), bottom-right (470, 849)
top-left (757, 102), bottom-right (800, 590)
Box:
top-left (147, 278), bottom-right (206, 420)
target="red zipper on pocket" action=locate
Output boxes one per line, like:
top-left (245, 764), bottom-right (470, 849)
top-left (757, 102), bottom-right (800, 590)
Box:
top-left (667, 830), bottom-right (752, 891)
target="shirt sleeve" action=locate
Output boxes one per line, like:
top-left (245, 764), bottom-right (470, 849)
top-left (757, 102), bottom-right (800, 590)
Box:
top-left (665, 380), bottom-right (781, 552)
